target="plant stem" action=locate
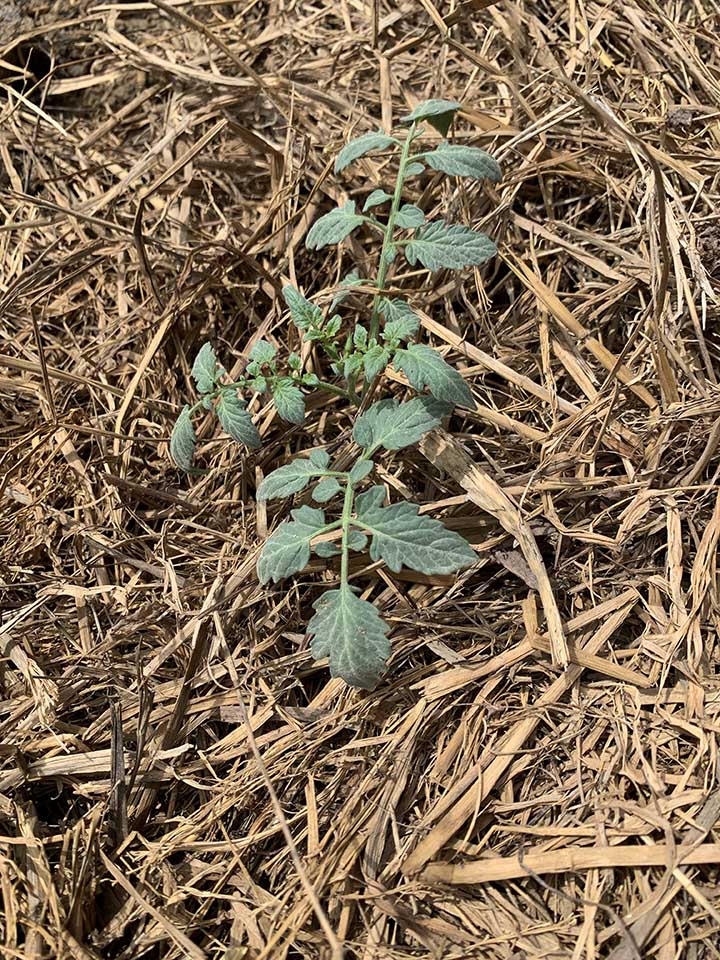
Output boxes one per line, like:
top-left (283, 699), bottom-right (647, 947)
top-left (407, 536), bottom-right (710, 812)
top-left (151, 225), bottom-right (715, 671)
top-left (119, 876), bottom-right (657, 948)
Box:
top-left (339, 478), bottom-right (356, 585)
top-left (315, 380), bottom-right (348, 399)
top-left (368, 121), bottom-right (417, 344)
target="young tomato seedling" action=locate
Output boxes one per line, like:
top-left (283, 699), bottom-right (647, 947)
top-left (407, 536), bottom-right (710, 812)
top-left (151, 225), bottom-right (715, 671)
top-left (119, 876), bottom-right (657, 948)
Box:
top-left (170, 98), bottom-right (501, 688)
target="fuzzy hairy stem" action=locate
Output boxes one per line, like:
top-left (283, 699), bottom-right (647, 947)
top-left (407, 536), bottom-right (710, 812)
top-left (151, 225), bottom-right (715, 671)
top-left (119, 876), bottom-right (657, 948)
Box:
top-left (368, 121), bottom-right (417, 344)
top-left (339, 477), bottom-right (356, 585)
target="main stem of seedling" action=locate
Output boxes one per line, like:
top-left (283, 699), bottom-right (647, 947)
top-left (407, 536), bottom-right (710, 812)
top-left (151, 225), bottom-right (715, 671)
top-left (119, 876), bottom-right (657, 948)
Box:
top-left (368, 121), bottom-right (417, 344)
top-left (339, 477), bottom-right (355, 585)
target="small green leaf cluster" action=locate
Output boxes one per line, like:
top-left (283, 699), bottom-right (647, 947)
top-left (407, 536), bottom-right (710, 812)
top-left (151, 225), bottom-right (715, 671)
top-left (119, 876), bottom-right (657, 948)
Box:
top-left (168, 98), bottom-right (500, 688)
top-left (169, 339), bottom-right (320, 471)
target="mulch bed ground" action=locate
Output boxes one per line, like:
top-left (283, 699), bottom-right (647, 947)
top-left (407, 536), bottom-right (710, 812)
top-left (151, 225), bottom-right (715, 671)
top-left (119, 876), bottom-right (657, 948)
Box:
top-left (2, 1), bottom-right (720, 957)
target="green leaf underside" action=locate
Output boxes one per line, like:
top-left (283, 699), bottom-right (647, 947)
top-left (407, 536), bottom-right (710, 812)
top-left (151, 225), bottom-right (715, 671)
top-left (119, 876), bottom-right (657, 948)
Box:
top-left (306, 201), bottom-right (365, 250)
top-left (355, 491), bottom-right (476, 575)
top-left (349, 459), bottom-right (374, 483)
top-left (363, 344), bottom-right (391, 380)
top-left (401, 98), bottom-right (462, 136)
top-left (250, 339), bottom-right (277, 364)
top-left (170, 406), bottom-right (196, 471)
top-left (283, 286), bottom-right (323, 329)
top-left (216, 393), bottom-right (261, 447)
top-left (393, 343), bottom-right (474, 408)
top-left (404, 162), bottom-right (425, 177)
top-left (425, 142), bottom-right (502, 182)
top-left (363, 189), bottom-right (392, 211)
top-left (334, 132), bottom-right (397, 174)
top-left (309, 448), bottom-right (330, 469)
top-left (312, 478), bottom-right (342, 503)
top-left (273, 380), bottom-right (305, 425)
top-left (379, 298), bottom-right (420, 341)
top-left (308, 585), bottom-right (390, 689)
top-left (257, 459), bottom-right (327, 501)
top-left (315, 540), bottom-right (340, 558)
top-left (347, 529), bottom-right (368, 551)
top-left (395, 203), bottom-right (425, 229)
top-left (344, 353), bottom-right (364, 380)
top-left (405, 221), bottom-right (497, 272)
top-left (352, 397), bottom-right (450, 452)
top-left (191, 342), bottom-right (218, 394)
top-left (257, 506), bottom-right (326, 584)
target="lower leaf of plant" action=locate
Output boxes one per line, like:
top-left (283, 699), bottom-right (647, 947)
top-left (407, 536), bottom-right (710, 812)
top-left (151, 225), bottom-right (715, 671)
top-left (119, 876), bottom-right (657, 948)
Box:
top-left (307, 584), bottom-right (390, 689)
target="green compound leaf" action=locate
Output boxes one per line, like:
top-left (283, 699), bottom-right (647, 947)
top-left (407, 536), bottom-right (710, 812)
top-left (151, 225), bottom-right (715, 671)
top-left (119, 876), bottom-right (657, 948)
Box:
top-left (258, 459), bottom-right (326, 501)
top-left (355, 485), bottom-right (386, 512)
top-left (330, 269), bottom-right (364, 312)
top-left (283, 285), bottom-right (323, 331)
top-left (352, 396), bottom-right (450, 453)
top-left (353, 325), bottom-right (368, 350)
top-left (349, 459), bottom-right (374, 483)
top-left (355, 489), bottom-right (476, 575)
top-left (324, 315), bottom-right (342, 337)
top-left (363, 189), bottom-right (392, 211)
top-left (401, 98), bottom-right (461, 136)
top-left (249, 339), bottom-right (277, 364)
top-left (405, 221), bottom-right (497, 272)
top-left (343, 353), bottom-right (364, 381)
top-left (379, 298), bottom-right (420, 342)
top-left (315, 540), bottom-right (340, 558)
top-left (312, 478), bottom-right (342, 503)
top-left (309, 448), bottom-right (330, 469)
top-left (272, 379), bottom-right (305, 425)
top-left (424, 142), bottom-right (502, 183)
top-left (307, 585), bottom-right (390, 689)
top-left (216, 392), bottom-right (261, 448)
top-left (347, 530), bottom-right (368, 551)
top-left (395, 203), bottom-right (425, 229)
top-left (363, 344), bottom-right (391, 381)
top-left (170, 405), bottom-right (196, 471)
top-left (404, 162), bottom-right (425, 177)
top-left (257, 506), bottom-right (327, 584)
top-left (306, 200), bottom-right (365, 250)
top-left (191, 342), bottom-right (219, 394)
top-left (393, 343), bottom-right (474, 408)
top-left (334, 131), bottom-right (397, 174)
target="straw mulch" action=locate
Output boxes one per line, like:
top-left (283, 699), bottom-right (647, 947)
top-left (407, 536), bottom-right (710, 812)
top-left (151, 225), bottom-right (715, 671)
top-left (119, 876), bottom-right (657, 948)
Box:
top-left (2, 0), bottom-right (720, 957)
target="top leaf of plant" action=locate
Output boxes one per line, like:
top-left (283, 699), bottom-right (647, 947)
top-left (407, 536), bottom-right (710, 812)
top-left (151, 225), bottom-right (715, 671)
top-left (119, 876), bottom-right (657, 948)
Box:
top-left (425, 142), bottom-right (502, 183)
top-left (191, 342), bottom-right (218, 394)
top-left (307, 585), bottom-right (390, 689)
top-left (401, 98), bottom-right (462, 136)
top-left (306, 201), bottom-right (365, 250)
top-left (405, 221), bottom-right (497, 272)
top-left (352, 396), bottom-right (449, 453)
top-left (334, 131), bottom-right (397, 174)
